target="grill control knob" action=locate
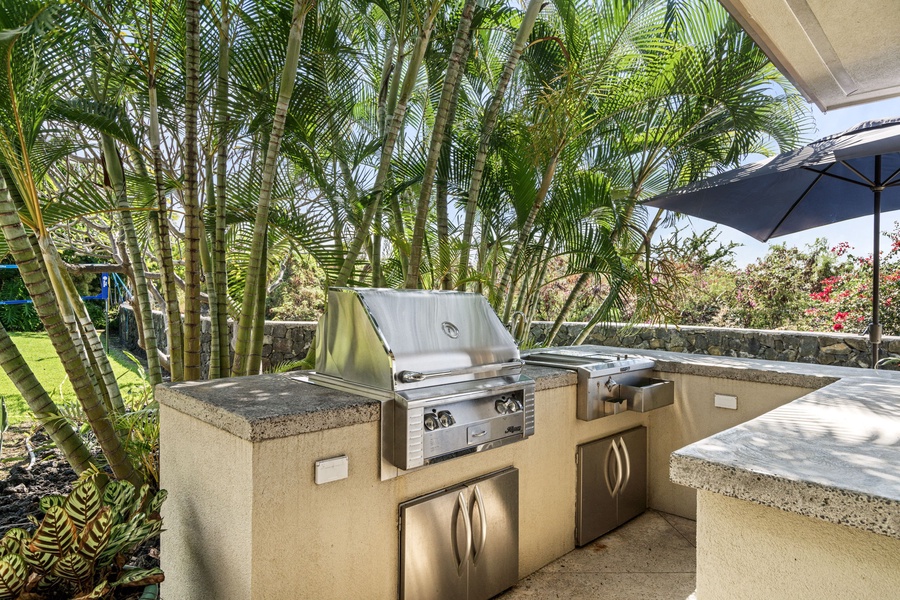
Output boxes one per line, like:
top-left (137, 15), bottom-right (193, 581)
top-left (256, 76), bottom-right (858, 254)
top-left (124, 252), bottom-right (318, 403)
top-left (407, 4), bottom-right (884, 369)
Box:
top-left (495, 399), bottom-right (509, 414)
top-left (424, 413), bottom-right (440, 431)
top-left (504, 398), bottom-right (518, 413)
top-left (437, 411), bottom-right (455, 428)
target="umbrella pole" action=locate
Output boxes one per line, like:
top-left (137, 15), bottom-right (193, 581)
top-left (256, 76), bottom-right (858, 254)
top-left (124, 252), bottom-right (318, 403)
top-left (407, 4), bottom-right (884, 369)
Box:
top-left (871, 155), bottom-right (883, 368)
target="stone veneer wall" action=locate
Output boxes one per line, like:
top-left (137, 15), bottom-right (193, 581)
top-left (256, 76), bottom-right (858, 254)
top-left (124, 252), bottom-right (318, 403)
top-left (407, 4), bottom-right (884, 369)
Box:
top-left (120, 305), bottom-right (898, 376)
top-left (118, 304), bottom-right (316, 378)
top-left (529, 321), bottom-right (899, 369)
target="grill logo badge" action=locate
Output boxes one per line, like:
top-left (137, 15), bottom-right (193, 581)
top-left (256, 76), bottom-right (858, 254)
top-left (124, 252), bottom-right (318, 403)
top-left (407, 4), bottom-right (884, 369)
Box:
top-left (441, 321), bottom-right (460, 339)
top-left (505, 425), bottom-right (522, 434)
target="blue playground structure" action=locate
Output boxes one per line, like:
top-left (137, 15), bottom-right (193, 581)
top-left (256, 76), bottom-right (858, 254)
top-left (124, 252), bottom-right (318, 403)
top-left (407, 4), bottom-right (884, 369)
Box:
top-left (0, 265), bottom-right (132, 350)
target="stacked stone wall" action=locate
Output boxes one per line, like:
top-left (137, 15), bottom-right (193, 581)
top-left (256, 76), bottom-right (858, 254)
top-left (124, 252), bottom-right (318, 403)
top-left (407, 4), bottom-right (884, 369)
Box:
top-left (120, 305), bottom-right (898, 377)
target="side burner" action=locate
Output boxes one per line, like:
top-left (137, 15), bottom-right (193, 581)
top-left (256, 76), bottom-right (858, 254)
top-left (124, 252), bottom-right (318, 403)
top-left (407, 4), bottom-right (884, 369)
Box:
top-left (524, 348), bottom-right (672, 420)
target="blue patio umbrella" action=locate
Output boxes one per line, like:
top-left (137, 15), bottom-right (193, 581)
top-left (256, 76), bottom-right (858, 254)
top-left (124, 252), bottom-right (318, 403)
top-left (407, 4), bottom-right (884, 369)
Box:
top-left (645, 118), bottom-right (900, 367)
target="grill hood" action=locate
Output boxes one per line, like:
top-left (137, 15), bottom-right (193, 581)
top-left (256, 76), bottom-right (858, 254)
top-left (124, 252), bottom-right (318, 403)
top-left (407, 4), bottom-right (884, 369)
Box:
top-left (315, 287), bottom-right (522, 392)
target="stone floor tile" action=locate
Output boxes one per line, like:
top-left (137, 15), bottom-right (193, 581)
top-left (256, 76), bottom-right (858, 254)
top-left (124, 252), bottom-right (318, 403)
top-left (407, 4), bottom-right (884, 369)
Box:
top-left (496, 509), bottom-right (698, 599)
top-left (538, 511), bottom-right (696, 575)
top-left (658, 511), bottom-right (698, 547)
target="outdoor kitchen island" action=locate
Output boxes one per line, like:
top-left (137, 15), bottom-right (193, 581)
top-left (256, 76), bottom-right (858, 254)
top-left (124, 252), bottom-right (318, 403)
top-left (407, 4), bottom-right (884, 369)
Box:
top-left (157, 348), bottom-right (899, 599)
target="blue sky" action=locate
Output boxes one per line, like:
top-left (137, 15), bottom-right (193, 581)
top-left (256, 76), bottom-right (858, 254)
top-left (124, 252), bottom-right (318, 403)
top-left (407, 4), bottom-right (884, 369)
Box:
top-left (665, 97), bottom-right (900, 266)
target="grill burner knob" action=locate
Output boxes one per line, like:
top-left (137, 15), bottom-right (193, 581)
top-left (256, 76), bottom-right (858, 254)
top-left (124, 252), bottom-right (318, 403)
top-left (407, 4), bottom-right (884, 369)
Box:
top-left (504, 398), bottom-right (518, 413)
top-left (437, 411), bottom-right (455, 428)
top-left (424, 413), bottom-right (440, 431)
top-left (495, 399), bottom-right (509, 414)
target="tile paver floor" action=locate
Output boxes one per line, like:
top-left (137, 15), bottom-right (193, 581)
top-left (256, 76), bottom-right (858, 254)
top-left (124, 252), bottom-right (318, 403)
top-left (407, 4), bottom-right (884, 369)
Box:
top-left (497, 510), bottom-right (697, 600)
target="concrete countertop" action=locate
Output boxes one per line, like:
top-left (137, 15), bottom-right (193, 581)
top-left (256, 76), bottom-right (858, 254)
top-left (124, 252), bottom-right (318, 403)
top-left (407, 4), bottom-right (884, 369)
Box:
top-left (155, 366), bottom-right (577, 442)
top-left (157, 345), bottom-right (900, 539)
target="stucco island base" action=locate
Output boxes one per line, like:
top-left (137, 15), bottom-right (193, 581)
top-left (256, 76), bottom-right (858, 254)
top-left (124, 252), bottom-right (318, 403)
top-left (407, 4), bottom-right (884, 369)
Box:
top-left (695, 490), bottom-right (900, 600)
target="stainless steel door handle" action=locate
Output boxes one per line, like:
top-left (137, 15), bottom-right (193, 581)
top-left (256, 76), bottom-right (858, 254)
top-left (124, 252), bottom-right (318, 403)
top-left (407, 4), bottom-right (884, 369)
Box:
top-left (610, 439), bottom-right (623, 497)
top-left (472, 485), bottom-right (487, 565)
top-left (603, 443), bottom-right (615, 496)
top-left (457, 491), bottom-right (472, 576)
top-left (618, 437), bottom-right (631, 492)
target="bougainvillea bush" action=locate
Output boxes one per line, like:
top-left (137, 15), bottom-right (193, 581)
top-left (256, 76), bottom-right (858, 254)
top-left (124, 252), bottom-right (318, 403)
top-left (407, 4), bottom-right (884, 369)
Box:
top-left (798, 232), bottom-right (900, 335)
top-left (675, 223), bottom-right (900, 336)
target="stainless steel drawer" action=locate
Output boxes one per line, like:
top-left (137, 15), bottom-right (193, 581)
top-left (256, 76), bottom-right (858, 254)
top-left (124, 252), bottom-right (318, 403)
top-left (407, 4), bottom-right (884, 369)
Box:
top-left (619, 378), bottom-right (674, 412)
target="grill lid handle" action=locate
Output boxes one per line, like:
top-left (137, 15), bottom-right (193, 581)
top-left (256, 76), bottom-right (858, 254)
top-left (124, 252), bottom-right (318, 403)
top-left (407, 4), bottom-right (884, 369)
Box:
top-left (398, 359), bottom-right (524, 384)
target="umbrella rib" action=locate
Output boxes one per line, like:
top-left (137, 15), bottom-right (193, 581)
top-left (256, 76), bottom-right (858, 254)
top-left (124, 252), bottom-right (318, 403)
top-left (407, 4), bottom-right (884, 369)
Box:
top-left (885, 164), bottom-right (900, 186)
top-left (803, 165), bottom-right (872, 188)
top-left (767, 168), bottom-right (829, 241)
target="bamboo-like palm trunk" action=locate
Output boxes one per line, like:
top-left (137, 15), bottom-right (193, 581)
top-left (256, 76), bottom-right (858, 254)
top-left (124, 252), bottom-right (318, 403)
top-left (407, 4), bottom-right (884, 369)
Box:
top-left (203, 158), bottom-right (222, 379)
top-left (546, 271), bottom-right (590, 346)
top-left (0, 322), bottom-right (93, 474)
top-left (101, 135), bottom-right (162, 387)
top-left (213, 0), bottom-right (231, 379)
top-left (334, 0), bottom-right (441, 287)
top-left (496, 150), bottom-right (560, 304)
top-left (0, 178), bottom-right (140, 486)
top-left (149, 86), bottom-right (184, 381)
top-left (405, 0), bottom-right (476, 289)
top-left (247, 235), bottom-right (267, 375)
top-left (183, 0), bottom-right (203, 380)
top-left (457, 0), bottom-right (545, 290)
top-left (232, 0), bottom-right (312, 376)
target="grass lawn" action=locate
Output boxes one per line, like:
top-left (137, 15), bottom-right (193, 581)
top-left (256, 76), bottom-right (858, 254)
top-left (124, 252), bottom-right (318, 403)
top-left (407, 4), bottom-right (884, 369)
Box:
top-left (1, 332), bottom-right (148, 425)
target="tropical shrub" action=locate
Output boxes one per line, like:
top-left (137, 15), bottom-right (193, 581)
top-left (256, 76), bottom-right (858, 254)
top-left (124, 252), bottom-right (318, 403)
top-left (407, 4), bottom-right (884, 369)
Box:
top-left (0, 471), bottom-right (164, 600)
top-left (798, 231), bottom-right (900, 335)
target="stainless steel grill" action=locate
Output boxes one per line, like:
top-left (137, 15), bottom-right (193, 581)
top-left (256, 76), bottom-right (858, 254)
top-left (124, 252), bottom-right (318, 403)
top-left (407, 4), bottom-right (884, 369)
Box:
top-left (309, 288), bottom-right (534, 473)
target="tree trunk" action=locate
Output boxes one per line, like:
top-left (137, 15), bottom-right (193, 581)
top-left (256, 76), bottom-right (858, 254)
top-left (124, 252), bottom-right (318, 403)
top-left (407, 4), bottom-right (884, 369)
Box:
top-left (546, 271), bottom-right (590, 346)
top-left (214, 2), bottom-right (231, 378)
top-left (148, 86), bottom-right (184, 382)
top-left (496, 150), bottom-right (559, 304)
top-left (0, 322), bottom-right (94, 474)
top-left (247, 234), bottom-right (267, 375)
top-left (183, 0), bottom-right (203, 380)
top-left (457, 0), bottom-right (544, 289)
top-left (232, 0), bottom-right (312, 376)
top-left (334, 0), bottom-right (441, 287)
top-left (0, 177), bottom-right (140, 486)
top-left (405, 0), bottom-right (476, 289)
top-left (101, 136), bottom-right (162, 388)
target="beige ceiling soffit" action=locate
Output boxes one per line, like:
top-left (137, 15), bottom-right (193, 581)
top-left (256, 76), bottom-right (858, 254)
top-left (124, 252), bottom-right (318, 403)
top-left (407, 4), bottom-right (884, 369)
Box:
top-left (784, 0), bottom-right (858, 95)
top-left (717, 0), bottom-right (820, 109)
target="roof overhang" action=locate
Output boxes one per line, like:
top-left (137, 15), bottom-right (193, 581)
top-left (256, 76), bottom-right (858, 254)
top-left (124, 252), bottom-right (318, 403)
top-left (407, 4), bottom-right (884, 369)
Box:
top-left (719, 0), bottom-right (900, 111)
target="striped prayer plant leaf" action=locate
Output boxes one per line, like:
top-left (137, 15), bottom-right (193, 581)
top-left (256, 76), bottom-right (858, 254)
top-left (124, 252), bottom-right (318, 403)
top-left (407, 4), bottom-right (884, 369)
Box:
top-left (0, 554), bottom-right (26, 600)
top-left (53, 549), bottom-right (90, 583)
top-left (102, 480), bottom-right (135, 525)
top-left (30, 506), bottom-right (77, 556)
top-left (22, 543), bottom-right (57, 574)
top-left (64, 478), bottom-right (103, 530)
top-left (77, 508), bottom-right (112, 564)
top-left (110, 567), bottom-right (164, 588)
top-left (72, 580), bottom-right (110, 599)
top-left (39, 494), bottom-right (67, 514)
top-left (0, 528), bottom-right (27, 555)
top-left (148, 489), bottom-right (167, 516)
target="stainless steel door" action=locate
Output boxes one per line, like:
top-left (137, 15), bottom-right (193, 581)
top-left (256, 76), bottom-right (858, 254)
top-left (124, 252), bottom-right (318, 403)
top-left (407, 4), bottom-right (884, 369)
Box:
top-left (615, 427), bottom-right (647, 524)
top-left (576, 436), bottom-right (618, 546)
top-left (400, 486), bottom-right (470, 600)
top-left (576, 427), bottom-right (647, 546)
top-left (466, 468), bottom-right (519, 600)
